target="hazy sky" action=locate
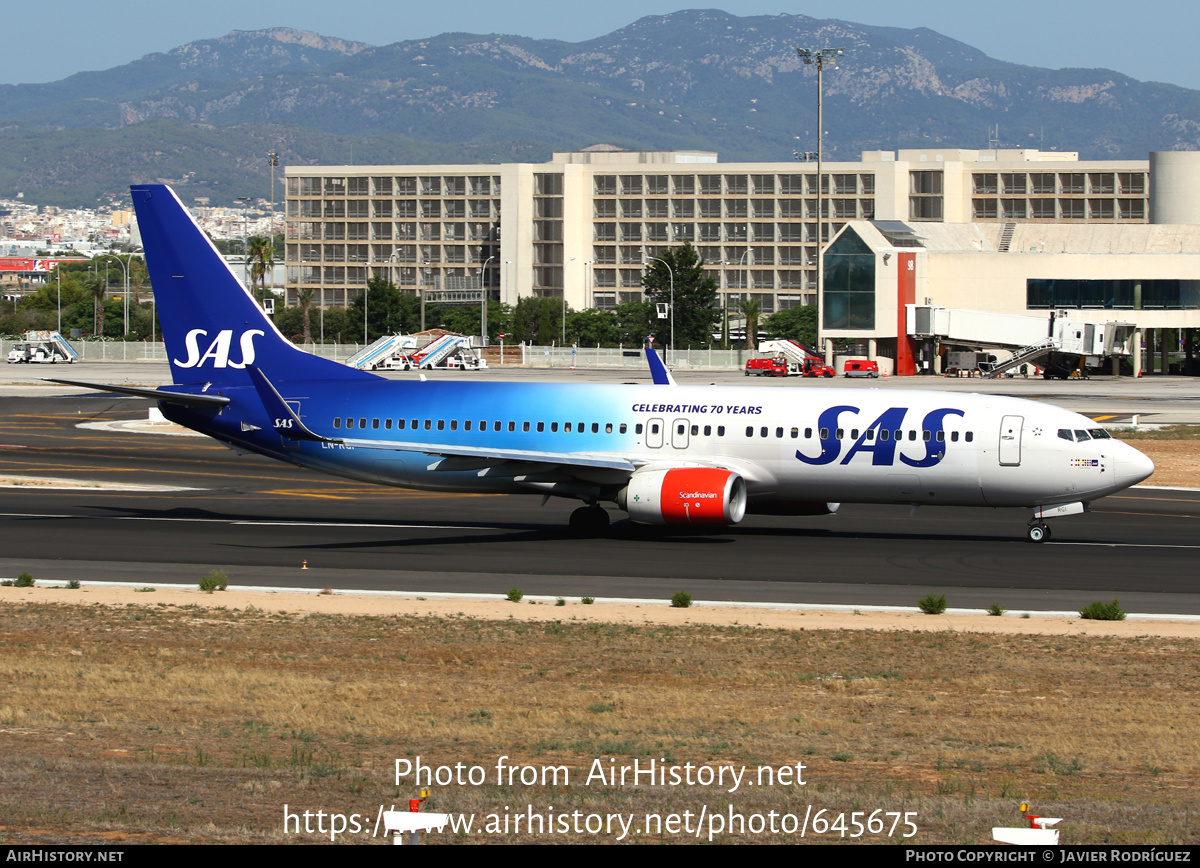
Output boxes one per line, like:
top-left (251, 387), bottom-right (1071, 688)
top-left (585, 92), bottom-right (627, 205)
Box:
top-left (4, 1), bottom-right (1198, 90)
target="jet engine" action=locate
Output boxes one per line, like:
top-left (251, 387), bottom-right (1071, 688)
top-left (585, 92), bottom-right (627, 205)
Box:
top-left (617, 467), bottom-right (747, 525)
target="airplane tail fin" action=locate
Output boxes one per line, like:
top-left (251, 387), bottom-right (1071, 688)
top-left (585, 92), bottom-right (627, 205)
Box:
top-left (130, 184), bottom-right (376, 386)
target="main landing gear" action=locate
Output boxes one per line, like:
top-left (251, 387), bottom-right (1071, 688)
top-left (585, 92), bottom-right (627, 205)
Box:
top-left (1026, 522), bottom-right (1052, 543)
top-left (569, 505), bottom-right (611, 537)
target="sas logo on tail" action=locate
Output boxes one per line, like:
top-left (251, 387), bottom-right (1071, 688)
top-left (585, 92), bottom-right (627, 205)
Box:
top-left (174, 329), bottom-right (265, 369)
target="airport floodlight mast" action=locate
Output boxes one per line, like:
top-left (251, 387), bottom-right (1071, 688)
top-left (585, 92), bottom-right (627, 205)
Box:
top-left (797, 46), bottom-right (843, 354)
top-left (267, 151), bottom-right (279, 235)
top-left (644, 255), bottom-right (674, 363)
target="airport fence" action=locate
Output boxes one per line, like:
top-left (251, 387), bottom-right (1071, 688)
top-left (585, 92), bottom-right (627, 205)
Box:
top-left (2, 339), bottom-right (752, 371)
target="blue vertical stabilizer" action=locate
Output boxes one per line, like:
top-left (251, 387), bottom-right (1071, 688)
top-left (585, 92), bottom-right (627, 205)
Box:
top-left (130, 185), bottom-right (378, 386)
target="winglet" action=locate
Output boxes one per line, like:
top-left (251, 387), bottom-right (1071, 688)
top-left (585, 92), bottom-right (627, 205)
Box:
top-left (645, 346), bottom-right (676, 386)
top-left (245, 365), bottom-right (339, 443)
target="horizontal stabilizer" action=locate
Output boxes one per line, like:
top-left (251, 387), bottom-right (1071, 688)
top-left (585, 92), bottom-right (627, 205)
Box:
top-left (44, 378), bottom-right (230, 408)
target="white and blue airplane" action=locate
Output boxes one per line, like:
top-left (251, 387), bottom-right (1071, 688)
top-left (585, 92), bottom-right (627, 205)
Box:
top-left (53, 184), bottom-right (1154, 542)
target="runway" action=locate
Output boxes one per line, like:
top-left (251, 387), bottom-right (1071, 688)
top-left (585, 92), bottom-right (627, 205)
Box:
top-left (2, 392), bottom-right (1198, 615)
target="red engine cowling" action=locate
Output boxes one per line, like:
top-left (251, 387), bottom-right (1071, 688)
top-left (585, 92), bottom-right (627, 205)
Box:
top-left (618, 467), bottom-right (747, 525)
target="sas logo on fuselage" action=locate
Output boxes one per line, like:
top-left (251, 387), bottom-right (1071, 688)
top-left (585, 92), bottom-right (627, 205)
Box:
top-left (796, 406), bottom-right (965, 469)
top-left (174, 329), bottom-right (265, 369)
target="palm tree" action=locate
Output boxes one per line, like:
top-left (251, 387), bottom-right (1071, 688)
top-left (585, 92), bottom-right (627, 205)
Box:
top-left (85, 273), bottom-right (106, 337)
top-left (247, 236), bottom-right (273, 308)
top-left (739, 297), bottom-right (761, 350)
top-left (298, 288), bottom-right (314, 343)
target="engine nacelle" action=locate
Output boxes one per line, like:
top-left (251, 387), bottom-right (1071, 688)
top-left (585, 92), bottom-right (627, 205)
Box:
top-left (617, 467), bottom-right (747, 526)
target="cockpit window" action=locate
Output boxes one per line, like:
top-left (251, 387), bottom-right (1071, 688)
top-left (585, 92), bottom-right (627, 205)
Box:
top-left (1058, 429), bottom-right (1074, 442)
top-left (1074, 430), bottom-right (1091, 442)
top-left (1089, 429), bottom-right (1112, 440)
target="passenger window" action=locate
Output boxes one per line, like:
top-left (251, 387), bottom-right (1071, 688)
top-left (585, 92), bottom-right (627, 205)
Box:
top-left (909, 430), bottom-right (917, 441)
top-left (805, 428), bottom-right (813, 438)
top-left (384, 419), bottom-right (392, 430)
top-left (591, 423), bottom-right (599, 433)
top-left (717, 426), bottom-right (725, 436)
top-left (678, 424), bottom-right (685, 435)
top-left (550, 422), bottom-right (558, 432)
top-left (606, 423), bottom-right (613, 434)
top-left (746, 427), bottom-right (754, 437)
top-left (522, 422), bottom-right (530, 432)
top-left (397, 419), bottom-right (406, 430)
top-left (494, 421), bottom-right (501, 431)
top-left (566, 422), bottom-right (573, 432)
top-left (705, 426), bottom-right (713, 436)
top-left (372, 419), bottom-right (379, 429)
top-left (936, 431), bottom-right (944, 442)
top-left (950, 431), bottom-right (958, 442)
top-left (536, 422), bottom-right (544, 432)
top-left (775, 427), bottom-right (783, 438)
top-left (923, 430), bottom-right (931, 442)
top-left (465, 420), bottom-right (472, 431)
top-left (820, 428), bottom-right (828, 439)
top-left (437, 420), bottom-right (445, 431)
top-left (619, 423), bottom-right (628, 434)
top-left (836, 428), bottom-right (844, 440)
top-left (359, 418), bottom-right (367, 429)
top-left (691, 425), bottom-right (699, 436)
top-left (651, 423), bottom-right (660, 434)
top-left (965, 431), bottom-right (974, 442)
top-left (411, 419), bottom-right (418, 429)
top-left (450, 420), bottom-right (457, 431)
top-left (865, 429), bottom-right (875, 441)
top-left (880, 430), bottom-right (889, 441)
top-left (635, 423), bottom-right (642, 434)
top-left (508, 421), bottom-right (515, 432)
top-left (1058, 429), bottom-right (1074, 442)
top-left (851, 429), bottom-right (860, 439)
top-left (333, 418), bottom-right (341, 429)
top-left (790, 428), bottom-right (798, 439)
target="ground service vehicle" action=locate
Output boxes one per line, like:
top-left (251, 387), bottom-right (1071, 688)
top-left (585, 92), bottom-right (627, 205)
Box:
top-left (843, 359), bottom-right (880, 378)
top-left (745, 357), bottom-right (789, 377)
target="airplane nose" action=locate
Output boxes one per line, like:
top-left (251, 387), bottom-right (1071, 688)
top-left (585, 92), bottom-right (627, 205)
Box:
top-left (1115, 443), bottom-right (1155, 490)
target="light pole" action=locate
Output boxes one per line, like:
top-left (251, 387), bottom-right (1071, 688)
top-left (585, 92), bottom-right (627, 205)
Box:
top-left (797, 46), bottom-right (843, 354)
top-left (267, 151), bottom-right (279, 237)
top-left (480, 255), bottom-right (494, 340)
top-left (644, 255), bottom-right (674, 363)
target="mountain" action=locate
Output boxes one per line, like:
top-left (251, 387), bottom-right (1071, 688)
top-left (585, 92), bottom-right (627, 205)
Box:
top-left (2, 12), bottom-right (1198, 207)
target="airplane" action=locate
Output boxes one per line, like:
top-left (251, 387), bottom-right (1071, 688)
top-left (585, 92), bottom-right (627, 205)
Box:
top-left (51, 184), bottom-right (1154, 543)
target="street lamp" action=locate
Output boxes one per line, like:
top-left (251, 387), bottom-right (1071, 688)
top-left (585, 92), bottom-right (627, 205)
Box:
top-left (797, 46), bottom-right (843, 356)
top-left (644, 255), bottom-right (674, 363)
top-left (480, 255), bottom-right (494, 340)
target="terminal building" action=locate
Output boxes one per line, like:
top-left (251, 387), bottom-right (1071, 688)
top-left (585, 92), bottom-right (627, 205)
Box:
top-left (283, 146), bottom-right (1197, 374)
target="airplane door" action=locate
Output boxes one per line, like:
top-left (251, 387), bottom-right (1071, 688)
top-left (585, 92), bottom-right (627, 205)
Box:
top-left (671, 418), bottom-right (690, 449)
top-left (646, 418), bottom-right (664, 449)
top-left (999, 415), bottom-right (1023, 466)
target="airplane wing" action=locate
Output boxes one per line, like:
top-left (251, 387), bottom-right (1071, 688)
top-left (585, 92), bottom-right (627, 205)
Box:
top-left (43, 378), bottom-right (231, 408)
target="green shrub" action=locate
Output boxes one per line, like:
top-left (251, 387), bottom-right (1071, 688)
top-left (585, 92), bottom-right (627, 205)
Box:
top-left (670, 591), bottom-right (692, 609)
top-left (506, 587), bottom-right (524, 603)
top-left (1080, 598), bottom-right (1126, 620)
top-left (918, 594), bottom-right (947, 615)
top-left (199, 570), bottom-right (228, 594)
top-left (14, 572), bottom-right (34, 588)
top-left (986, 602), bottom-right (1006, 617)
top-left (555, 597), bottom-right (566, 607)
top-left (581, 596), bottom-right (595, 605)
top-left (67, 580), bottom-right (80, 590)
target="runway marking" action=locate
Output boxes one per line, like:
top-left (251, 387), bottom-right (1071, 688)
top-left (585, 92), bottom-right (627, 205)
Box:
top-left (1052, 541), bottom-right (1200, 550)
top-left (0, 512), bottom-right (487, 530)
top-left (0, 476), bottom-right (203, 492)
top-left (1107, 495), bottom-right (1200, 504)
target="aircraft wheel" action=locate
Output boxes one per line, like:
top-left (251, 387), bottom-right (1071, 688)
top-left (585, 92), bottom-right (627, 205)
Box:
top-left (569, 505), bottom-right (610, 537)
top-left (1027, 523), bottom-right (1049, 543)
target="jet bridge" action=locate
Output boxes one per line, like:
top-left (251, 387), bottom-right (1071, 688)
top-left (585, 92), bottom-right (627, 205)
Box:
top-left (906, 306), bottom-right (1135, 377)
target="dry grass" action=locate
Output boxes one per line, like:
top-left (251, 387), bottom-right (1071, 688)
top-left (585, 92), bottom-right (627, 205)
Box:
top-left (2, 600), bottom-right (1198, 845)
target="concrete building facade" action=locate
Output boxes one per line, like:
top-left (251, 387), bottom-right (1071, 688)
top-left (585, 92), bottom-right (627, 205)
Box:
top-left (283, 146), bottom-right (1150, 317)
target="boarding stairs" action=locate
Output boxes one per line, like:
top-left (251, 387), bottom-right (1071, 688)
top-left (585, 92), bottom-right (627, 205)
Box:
top-left (757, 339), bottom-right (822, 364)
top-left (978, 337), bottom-right (1058, 378)
top-left (345, 335), bottom-right (411, 370)
top-left (415, 334), bottom-right (467, 369)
